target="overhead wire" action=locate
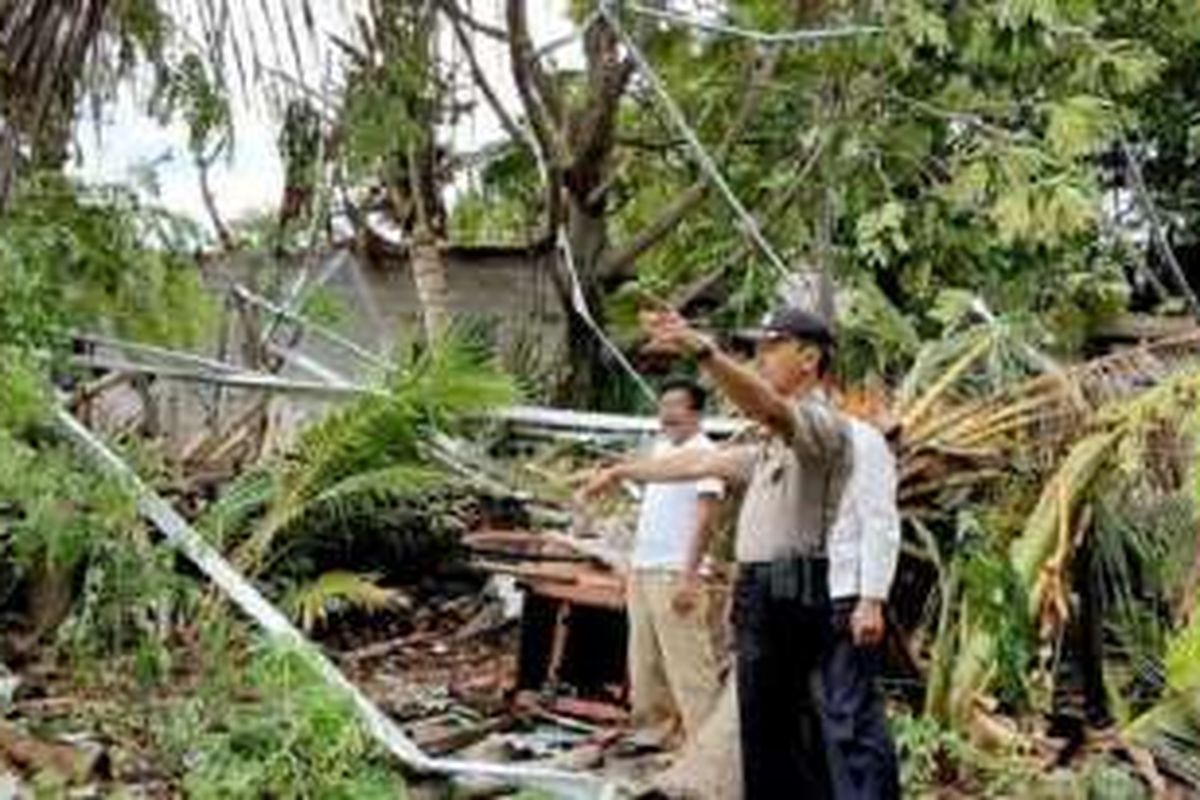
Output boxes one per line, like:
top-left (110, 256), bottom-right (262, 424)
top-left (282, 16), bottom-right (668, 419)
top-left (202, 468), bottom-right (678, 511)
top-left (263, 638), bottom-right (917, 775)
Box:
top-left (625, 2), bottom-right (884, 45)
top-left (516, 11), bottom-right (656, 403)
top-left (512, 1), bottom-right (884, 401)
top-left (598, 2), bottom-right (792, 280)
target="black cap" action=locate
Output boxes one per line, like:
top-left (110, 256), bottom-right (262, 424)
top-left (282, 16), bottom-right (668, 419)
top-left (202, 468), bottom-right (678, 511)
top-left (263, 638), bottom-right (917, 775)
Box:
top-left (735, 306), bottom-right (833, 347)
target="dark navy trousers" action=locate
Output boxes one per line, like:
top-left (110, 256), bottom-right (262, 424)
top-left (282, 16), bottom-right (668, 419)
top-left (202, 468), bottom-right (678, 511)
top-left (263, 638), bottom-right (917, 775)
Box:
top-left (734, 560), bottom-right (833, 800)
top-left (734, 561), bottom-right (899, 800)
top-left (820, 598), bottom-right (900, 800)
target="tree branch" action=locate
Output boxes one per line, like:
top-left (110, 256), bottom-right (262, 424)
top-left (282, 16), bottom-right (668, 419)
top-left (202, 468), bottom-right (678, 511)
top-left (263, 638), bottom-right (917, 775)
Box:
top-left (598, 48), bottom-right (783, 279)
top-left (1121, 137), bottom-right (1200, 319)
top-left (505, 0), bottom-right (566, 142)
top-left (566, 19), bottom-right (635, 185)
top-left (442, 2), bottom-right (526, 147)
top-left (196, 150), bottom-right (235, 251)
top-left (505, 0), bottom-right (567, 232)
top-left (670, 132), bottom-right (829, 310)
top-left (437, 0), bottom-right (509, 42)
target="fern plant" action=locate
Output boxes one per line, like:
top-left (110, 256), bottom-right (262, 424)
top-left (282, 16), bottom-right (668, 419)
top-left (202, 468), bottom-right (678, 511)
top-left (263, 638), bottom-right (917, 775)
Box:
top-left (283, 571), bottom-right (405, 633)
top-left (197, 334), bottom-right (516, 625)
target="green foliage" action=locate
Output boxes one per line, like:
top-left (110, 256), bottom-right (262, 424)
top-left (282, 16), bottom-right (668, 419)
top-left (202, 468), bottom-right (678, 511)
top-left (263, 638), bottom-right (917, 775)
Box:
top-left (0, 350), bottom-right (50, 435)
top-left (338, 1), bottom-right (439, 182)
top-left (58, 529), bottom-right (197, 686)
top-left (1092, 492), bottom-right (1194, 711)
top-left (892, 711), bottom-right (969, 794)
top-left (158, 641), bottom-right (406, 798)
top-left (0, 175), bottom-right (215, 350)
top-left (958, 524), bottom-right (1036, 709)
top-left (1165, 612), bottom-right (1200, 694)
top-left (836, 279), bottom-right (922, 379)
top-left (0, 411), bottom-right (196, 684)
top-left (0, 432), bottom-right (134, 575)
top-left (218, 334), bottom-right (516, 599)
top-left (153, 52), bottom-right (233, 159)
top-left (450, 146), bottom-right (543, 245)
top-left (891, 711), bottom-right (1043, 797)
top-left (284, 571), bottom-right (404, 632)
top-left (279, 99), bottom-right (323, 197)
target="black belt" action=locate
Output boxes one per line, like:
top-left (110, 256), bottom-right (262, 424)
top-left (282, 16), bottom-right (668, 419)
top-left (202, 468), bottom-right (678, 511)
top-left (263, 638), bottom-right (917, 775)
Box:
top-left (739, 556), bottom-right (829, 606)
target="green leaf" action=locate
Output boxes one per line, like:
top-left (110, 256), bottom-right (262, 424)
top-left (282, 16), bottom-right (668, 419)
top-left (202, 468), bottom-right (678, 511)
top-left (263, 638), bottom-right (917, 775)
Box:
top-left (284, 572), bottom-right (405, 632)
top-left (855, 201), bottom-right (909, 267)
top-left (1045, 95), bottom-right (1113, 159)
top-left (990, 187), bottom-right (1034, 244)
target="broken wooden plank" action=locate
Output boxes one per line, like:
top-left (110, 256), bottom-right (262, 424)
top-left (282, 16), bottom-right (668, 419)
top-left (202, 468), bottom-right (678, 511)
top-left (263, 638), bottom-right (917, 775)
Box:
top-left (513, 692), bottom-right (629, 728)
top-left (409, 714), bottom-right (515, 757)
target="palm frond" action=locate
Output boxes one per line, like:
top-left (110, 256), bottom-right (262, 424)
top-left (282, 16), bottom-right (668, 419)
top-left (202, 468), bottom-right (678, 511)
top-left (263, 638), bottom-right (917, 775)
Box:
top-left (945, 370), bottom-right (1200, 724)
top-left (1127, 689), bottom-right (1200, 788)
top-left (232, 335), bottom-right (516, 574)
top-left (196, 467), bottom-right (274, 549)
top-left (254, 464), bottom-right (444, 550)
top-left (1166, 613), bottom-right (1200, 694)
top-left (283, 570), bottom-right (405, 632)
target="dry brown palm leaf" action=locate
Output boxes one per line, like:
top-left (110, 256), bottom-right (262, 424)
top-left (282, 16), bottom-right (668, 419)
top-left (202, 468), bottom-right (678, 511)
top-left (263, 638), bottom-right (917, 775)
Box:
top-left (897, 333), bottom-right (997, 433)
top-left (947, 368), bottom-right (1200, 725)
top-left (894, 328), bottom-right (1200, 516)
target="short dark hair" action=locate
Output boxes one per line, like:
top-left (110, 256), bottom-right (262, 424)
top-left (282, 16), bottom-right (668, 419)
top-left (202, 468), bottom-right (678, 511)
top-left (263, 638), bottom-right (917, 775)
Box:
top-left (660, 375), bottom-right (707, 411)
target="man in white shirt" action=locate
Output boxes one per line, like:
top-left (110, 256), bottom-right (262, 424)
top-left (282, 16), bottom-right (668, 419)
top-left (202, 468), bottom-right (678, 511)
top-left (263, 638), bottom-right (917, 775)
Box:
top-left (821, 417), bottom-right (902, 799)
top-left (625, 377), bottom-right (724, 747)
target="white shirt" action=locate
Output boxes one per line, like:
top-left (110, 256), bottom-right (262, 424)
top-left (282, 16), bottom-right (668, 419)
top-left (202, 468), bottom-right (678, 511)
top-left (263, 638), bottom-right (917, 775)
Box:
top-left (631, 433), bottom-right (725, 571)
top-left (828, 419), bottom-right (901, 600)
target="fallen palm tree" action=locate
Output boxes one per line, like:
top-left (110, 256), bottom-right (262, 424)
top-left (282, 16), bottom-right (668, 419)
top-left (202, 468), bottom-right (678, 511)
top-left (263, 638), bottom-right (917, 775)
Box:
top-left (881, 319), bottom-right (1200, 792)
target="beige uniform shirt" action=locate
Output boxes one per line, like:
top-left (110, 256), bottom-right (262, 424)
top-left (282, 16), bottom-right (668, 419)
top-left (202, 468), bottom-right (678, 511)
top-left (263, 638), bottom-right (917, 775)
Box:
top-left (731, 394), bottom-right (852, 564)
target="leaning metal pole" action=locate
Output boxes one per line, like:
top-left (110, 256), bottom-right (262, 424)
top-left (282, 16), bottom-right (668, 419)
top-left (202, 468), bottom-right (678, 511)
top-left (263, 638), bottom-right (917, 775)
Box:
top-left (54, 408), bottom-right (612, 800)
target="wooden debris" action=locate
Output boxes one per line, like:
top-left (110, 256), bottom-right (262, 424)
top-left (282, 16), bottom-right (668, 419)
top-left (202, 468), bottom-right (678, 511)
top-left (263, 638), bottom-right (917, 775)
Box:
top-left (513, 692), bottom-right (629, 727)
top-left (0, 722), bottom-right (102, 782)
top-left (407, 714), bottom-right (514, 756)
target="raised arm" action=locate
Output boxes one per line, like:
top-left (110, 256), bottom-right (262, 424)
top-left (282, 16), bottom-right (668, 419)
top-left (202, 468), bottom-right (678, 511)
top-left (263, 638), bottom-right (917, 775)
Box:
top-left (697, 347), bottom-right (796, 440)
top-left (641, 311), bottom-right (842, 459)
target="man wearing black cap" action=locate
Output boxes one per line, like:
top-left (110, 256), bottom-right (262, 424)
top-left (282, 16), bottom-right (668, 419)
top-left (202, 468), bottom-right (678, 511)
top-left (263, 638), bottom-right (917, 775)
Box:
top-left (581, 306), bottom-right (851, 800)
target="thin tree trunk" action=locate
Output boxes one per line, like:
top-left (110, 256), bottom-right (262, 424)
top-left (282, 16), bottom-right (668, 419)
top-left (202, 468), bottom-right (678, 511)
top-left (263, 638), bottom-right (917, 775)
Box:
top-left (410, 228), bottom-right (450, 343)
top-left (403, 143), bottom-right (450, 344)
top-left (554, 197), bottom-right (611, 406)
top-left (0, 122), bottom-right (19, 213)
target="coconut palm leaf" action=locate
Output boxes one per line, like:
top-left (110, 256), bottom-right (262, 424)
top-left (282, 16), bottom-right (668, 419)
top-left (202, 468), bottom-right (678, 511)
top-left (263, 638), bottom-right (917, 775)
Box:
top-left (236, 464), bottom-right (443, 571)
top-left (283, 570), bottom-right (404, 632)
top-left (943, 370), bottom-right (1200, 724)
top-left (229, 334), bottom-right (517, 575)
top-left (1127, 688), bottom-right (1200, 788)
top-left (196, 466), bottom-right (274, 549)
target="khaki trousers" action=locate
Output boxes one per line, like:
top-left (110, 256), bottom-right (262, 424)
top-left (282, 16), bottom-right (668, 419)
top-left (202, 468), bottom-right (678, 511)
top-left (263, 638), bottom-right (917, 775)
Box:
top-left (627, 569), bottom-right (721, 741)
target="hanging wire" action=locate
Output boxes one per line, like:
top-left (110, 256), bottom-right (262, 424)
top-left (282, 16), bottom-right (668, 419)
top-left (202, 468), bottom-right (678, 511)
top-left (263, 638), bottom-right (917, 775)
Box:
top-left (512, 1), bottom-right (884, 401)
top-left (507, 9), bottom-right (656, 402)
top-left (599, 3), bottom-right (792, 280)
top-left (554, 226), bottom-right (657, 403)
top-left (625, 2), bottom-right (884, 45)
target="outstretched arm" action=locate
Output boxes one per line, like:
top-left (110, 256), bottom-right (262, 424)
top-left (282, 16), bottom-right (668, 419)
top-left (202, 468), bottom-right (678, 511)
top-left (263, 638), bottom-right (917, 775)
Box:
top-left (578, 445), bottom-right (752, 500)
